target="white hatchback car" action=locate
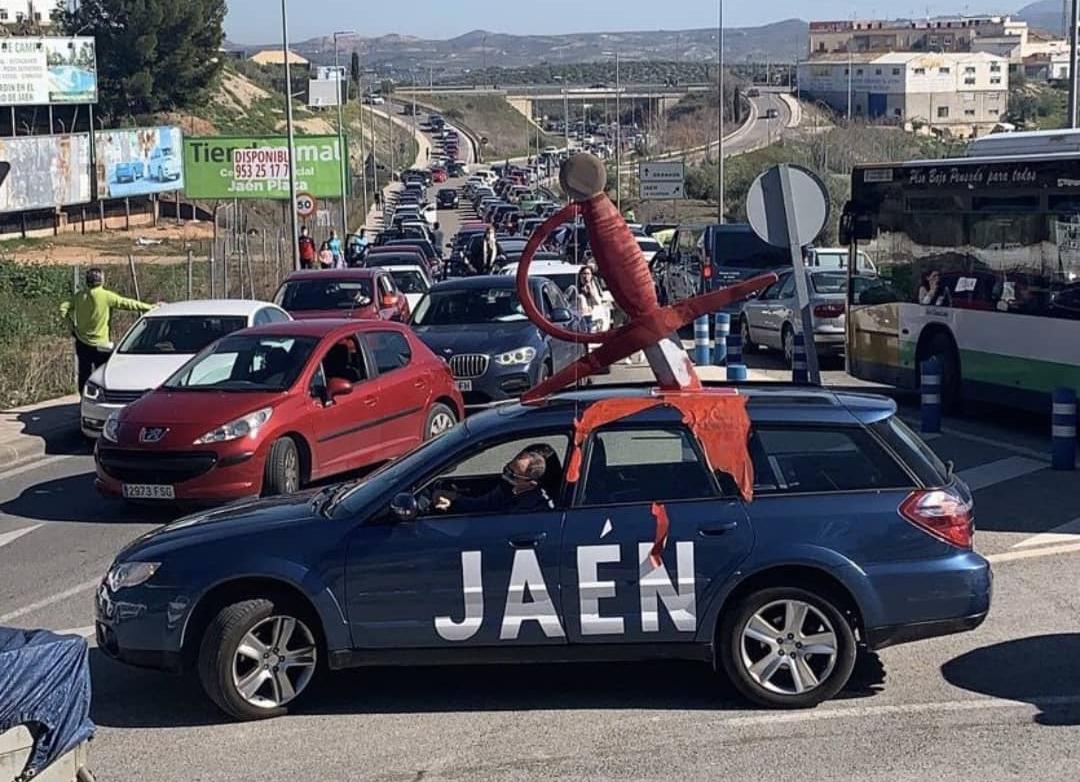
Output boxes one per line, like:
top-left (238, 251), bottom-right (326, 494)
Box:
top-left (376, 263), bottom-right (433, 311)
top-left (80, 300), bottom-right (290, 438)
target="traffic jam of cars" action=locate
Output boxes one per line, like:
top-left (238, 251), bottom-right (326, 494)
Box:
top-left (89, 149), bottom-right (991, 724)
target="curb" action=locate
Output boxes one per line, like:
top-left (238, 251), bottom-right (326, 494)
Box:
top-left (0, 396), bottom-right (85, 471)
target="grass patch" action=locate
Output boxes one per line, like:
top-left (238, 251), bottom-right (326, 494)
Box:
top-left (424, 94), bottom-right (561, 160)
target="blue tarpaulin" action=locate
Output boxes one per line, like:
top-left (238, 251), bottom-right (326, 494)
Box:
top-left (0, 626), bottom-right (94, 780)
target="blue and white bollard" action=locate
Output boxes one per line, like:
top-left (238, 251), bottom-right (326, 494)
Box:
top-left (792, 333), bottom-right (809, 384)
top-left (693, 316), bottom-right (711, 365)
top-left (727, 363), bottom-right (748, 381)
top-left (920, 357), bottom-right (942, 434)
top-left (726, 332), bottom-right (743, 366)
top-left (1052, 387), bottom-right (1077, 471)
top-left (713, 313), bottom-right (730, 366)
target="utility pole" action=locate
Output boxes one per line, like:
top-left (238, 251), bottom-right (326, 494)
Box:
top-left (615, 50), bottom-right (622, 215)
top-left (333, 31), bottom-right (355, 238)
top-left (718, 0), bottom-right (725, 223)
top-left (847, 46), bottom-right (854, 124)
top-left (1070, 0), bottom-right (1079, 127)
top-left (357, 69), bottom-right (368, 219)
top-left (280, 0), bottom-right (300, 270)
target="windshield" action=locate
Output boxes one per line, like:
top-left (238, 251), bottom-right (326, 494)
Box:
top-left (412, 287), bottom-right (527, 325)
top-left (117, 315), bottom-right (247, 355)
top-left (637, 239), bottom-right (662, 253)
top-left (164, 334), bottom-right (317, 392)
top-left (274, 279), bottom-right (373, 312)
top-left (811, 272), bottom-right (848, 294)
top-left (332, 424), bottom-right (469, 517)
top-left (389, 270), bottom-right (430, 294)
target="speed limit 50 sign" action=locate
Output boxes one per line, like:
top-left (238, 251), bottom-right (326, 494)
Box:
top-left (296, 192), bottom-right (317, 217)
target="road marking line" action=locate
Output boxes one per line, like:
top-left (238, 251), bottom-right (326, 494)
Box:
top-left (713, 694), bottom-right (1080, 729)
top-left (957, 456), bottom-right (1044, 491)
top-left (1012, 517), bottom-right (1080, 549)
top-left (0, 453), bottom-right (78, 481)
top-left (987, 540), bottom-right (1080, 564)
top-left (0, 524), bottom-right (41, 550)
top-left (0, 577), bottom-right (100, 624)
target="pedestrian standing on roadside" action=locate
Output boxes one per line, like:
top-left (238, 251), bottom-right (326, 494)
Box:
top-left (60, 267), bottom-right (156, 392)
top-left (298, 225), bottom-right (317, 269)
top-left (318, 241), bottom-right (334, 269)
top-left (328, 230), bottom-right (344, 268)
top-left (432, 222), bottom-right (445, 258)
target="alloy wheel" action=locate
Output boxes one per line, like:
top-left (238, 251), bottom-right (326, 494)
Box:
top-left (739, 599), bottom-right (838, 696)
top-left (283, 447), bottom-right (299, 493)
top-left (429, 411), bottom-right (456, 437)
top-left (232, 615), bottom-right (317, 709)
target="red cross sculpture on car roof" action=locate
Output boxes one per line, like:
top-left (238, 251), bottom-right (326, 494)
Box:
top-left (514, 153), bottom-right (778, 402)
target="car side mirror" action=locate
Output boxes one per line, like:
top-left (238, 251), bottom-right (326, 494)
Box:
top-left (551, 307), bottom-right (574, 324)
top-left (390, 492), bottom-right (419, 521)
top-left (327, 378), bottom-right (353, 399)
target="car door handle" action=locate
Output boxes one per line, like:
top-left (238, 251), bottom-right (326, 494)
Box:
top-left (363, 396), bottom-right (377, 407)
top-left (698, 521), bottom-right (738, 537)
top-left (509, 532), bottom-right (547, 549)
top-left (413, 379), bottom-right (426, 388)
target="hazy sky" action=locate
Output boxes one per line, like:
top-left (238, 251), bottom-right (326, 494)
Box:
top-left (224, 0), bottom-right (1009, 44)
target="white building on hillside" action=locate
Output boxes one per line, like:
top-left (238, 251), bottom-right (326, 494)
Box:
top-left (0, 0), bottom-right (52, 25)
top-left (798, 51), bottom-right (1009, 137)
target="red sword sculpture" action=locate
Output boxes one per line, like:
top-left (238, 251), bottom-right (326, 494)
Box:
top-left (515, 153), bottom-right (778, 402)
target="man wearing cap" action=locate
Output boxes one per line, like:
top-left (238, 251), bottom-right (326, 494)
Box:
top-left (60, 267), bottom-right (156, 392)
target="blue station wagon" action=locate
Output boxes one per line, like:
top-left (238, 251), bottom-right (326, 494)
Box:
top-left (96, 385), bottom-right (990, 720)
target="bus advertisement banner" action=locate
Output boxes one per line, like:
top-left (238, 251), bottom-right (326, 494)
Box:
top-left (0, 37), bottom-right (97, 105)
top-left (182, 135), bottom-right (346, 200)
top-left (0, 134), bottom-right (91, 213)
top-left (95, 126), bottom-right (184, 200)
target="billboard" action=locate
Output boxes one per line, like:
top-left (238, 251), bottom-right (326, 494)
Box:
top-left (183, 135), bottom-right (345, 200)
top-left (95, 126), bottom-right (185, 199)
top-left (308, 79), bottom-right (341, 108)
top-left (0, 37), bottom-right (97, 106)
top-left (0, 134), bottom-right (92, 212)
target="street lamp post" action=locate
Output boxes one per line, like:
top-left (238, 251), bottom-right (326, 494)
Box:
top-left (615, 51), bottom-right (622, 215)
top-left (280, 0), bottom-right (300, 270)
top-left (333, 30), bottom-right (355, 238)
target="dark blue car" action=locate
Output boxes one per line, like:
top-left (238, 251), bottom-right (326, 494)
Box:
top-left (409, 275), bottom-right (583, 407)
top-left (95, 385), bottom-right (990, 720)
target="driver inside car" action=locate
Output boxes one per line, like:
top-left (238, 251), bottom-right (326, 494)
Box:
top-left (434, 448), bottom-right (556, 514)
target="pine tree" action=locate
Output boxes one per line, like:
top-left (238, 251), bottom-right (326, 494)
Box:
top-left (56, 0), bottom-right (226, 122)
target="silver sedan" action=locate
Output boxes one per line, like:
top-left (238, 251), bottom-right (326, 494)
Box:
top-left (738, 270), bottom-right (847, 365)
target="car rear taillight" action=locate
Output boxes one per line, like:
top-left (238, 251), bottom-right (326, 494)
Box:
top-left (702, 263), bottom-right (713, 279)
top-left (814, 302), bottom-right (845, 318)
top-left (899, 488), bottom-right (973, 549)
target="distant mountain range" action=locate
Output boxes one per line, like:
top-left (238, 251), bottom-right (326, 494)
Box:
top-left (227, 20), bottom-right (809, 73)
top-left (1015, 0), bottom-right (1068, 35)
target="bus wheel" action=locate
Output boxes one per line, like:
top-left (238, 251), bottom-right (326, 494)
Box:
top-left (923, 333), bottom-right (962, 414)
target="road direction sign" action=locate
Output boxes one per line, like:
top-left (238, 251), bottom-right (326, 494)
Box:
top-left (639, 161), bottom-right (684, 182)
top-left (640, 180), bottom-right (685, 199)
top-left (296, 192), bottom-right (317, 217)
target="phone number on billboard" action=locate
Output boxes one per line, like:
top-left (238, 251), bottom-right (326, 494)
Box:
top-left (233, 162), bottom-right (291, 180)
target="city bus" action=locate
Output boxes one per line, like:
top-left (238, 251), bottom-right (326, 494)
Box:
top-left (842, 132), bottom-right (1080, 412)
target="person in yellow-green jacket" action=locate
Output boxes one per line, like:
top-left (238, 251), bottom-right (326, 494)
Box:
top-left (60, 267), bottom-right (156, 392)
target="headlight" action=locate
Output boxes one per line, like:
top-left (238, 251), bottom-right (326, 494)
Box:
top-left (493, 346), bottom-right (537, 366)
top-left (193, 407), bottom-right (273, 445)
top-left (102, 412), bottom-right (120, 443)
top-left (84, 380), bottom-right (103, 401)
top-left (106, 561), bottom-right (160, 592)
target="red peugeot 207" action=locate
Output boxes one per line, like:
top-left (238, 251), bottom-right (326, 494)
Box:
top-left (95, 320), bottom-right (463, 503)
top-left (273, 268), bottom-right (411, 323)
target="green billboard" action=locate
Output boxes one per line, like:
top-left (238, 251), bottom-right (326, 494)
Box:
top-left (183, 135), bottom-right (345, 200)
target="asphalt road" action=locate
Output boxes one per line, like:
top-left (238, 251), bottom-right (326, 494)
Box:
top-left (2, 388), bottom-right (1080, 781)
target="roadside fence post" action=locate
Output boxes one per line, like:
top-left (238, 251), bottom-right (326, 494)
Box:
top-left (127, 254), bottom-right (140, 302)
top-left (693, 315), bottom-right (710, 365)
top-left (1052, 387), bottom-right (1077, 471)
top-left (920, 356), bottom-right (942, 434)
top-left (713, 312), bottom-right (730, 366)
top-left (792, 333), bottom-right (809, 384)
top-left (186, 250), bottom-right (194, 300)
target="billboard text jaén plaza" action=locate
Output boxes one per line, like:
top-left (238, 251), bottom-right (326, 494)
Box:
top-left (183, 136), bottom-right (346, 200)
